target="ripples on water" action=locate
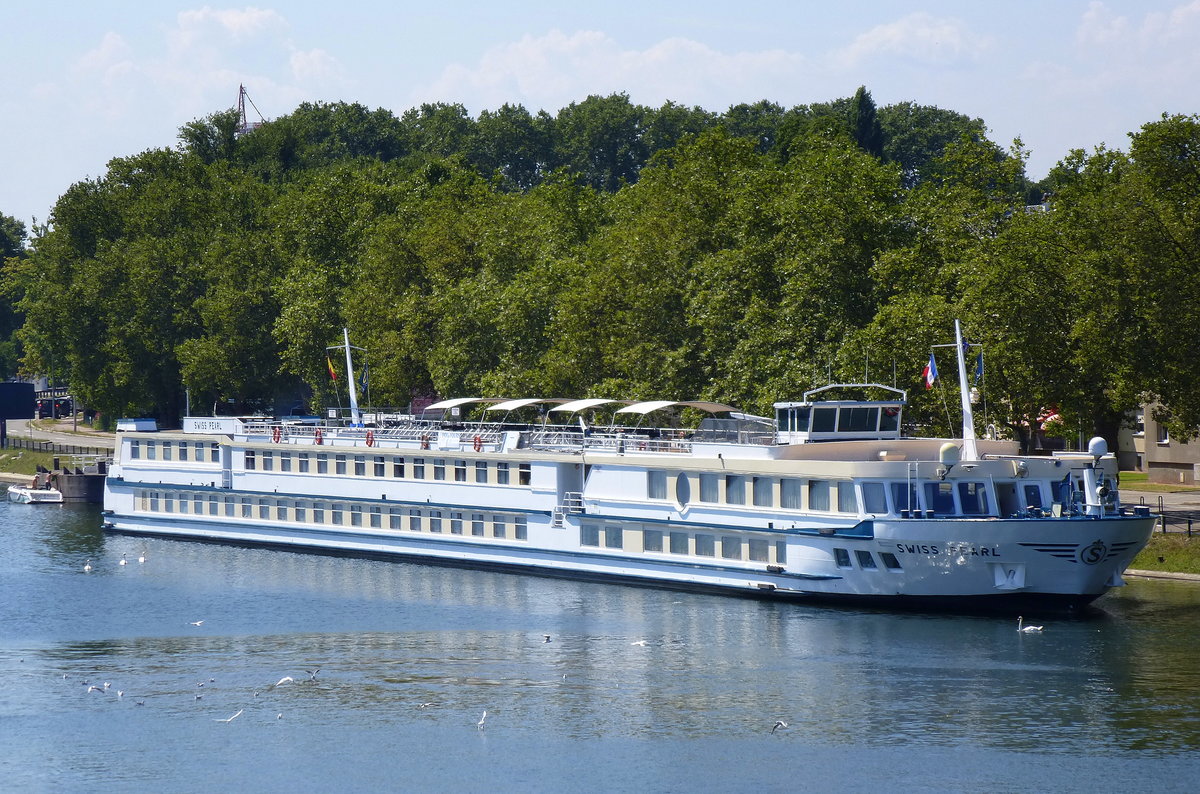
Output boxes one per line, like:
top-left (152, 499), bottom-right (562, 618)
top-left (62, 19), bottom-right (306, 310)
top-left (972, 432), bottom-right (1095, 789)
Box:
top-left (1, 502), bottom-right (1199, 792)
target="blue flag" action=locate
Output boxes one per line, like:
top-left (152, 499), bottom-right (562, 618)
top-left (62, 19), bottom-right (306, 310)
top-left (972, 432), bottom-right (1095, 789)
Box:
top-left (359, 362), bottom-right (369, 392)
top-left (973, 352), bottom-right (984, 384)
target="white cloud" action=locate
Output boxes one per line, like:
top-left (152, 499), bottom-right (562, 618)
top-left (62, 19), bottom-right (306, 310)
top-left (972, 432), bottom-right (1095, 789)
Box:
top-left (837, 12), bottom-right (989, 68)
top-left (419, 29), bottom-right (809, 112)
top-left (290, 48), bottom-right (348, 88)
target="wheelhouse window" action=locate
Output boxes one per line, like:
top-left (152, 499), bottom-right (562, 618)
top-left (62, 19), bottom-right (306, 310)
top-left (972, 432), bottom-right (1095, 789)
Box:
top-left (862, 482), bottom-right (888, 514)
top-left (891, 482), bottom-right (919, 514)
top-left (924, 482), bottom-right (955, 515)
top-left (811, 407), bottom-right (837, 432)
top-left (1023, 483), bottom-right (1043, 510)
top-left (958, 482), bottom-right (990, 515)
top-left (838, 406), bottom-right (879, 432)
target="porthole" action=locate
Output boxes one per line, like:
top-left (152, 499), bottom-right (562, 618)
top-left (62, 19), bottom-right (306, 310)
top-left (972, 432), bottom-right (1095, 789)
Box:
top-left (675, 473), bottom-right (691, 506)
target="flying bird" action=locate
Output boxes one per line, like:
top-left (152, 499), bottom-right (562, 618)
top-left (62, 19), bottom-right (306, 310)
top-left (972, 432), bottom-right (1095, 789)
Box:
top-left (273, 676), bottom-right (294, 687)
top-left (477, 710), bottom-right (487, 730)
top-left (772, 720), bottom-right (789, 734)
top-left (189, 620), bottom-right (204, 626)
top-left (214, 709), bottom-right (244, 723)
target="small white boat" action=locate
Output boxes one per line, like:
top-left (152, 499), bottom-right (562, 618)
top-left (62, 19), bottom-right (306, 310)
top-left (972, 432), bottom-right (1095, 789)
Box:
top-left (8, 483), bottom-right (65, 504)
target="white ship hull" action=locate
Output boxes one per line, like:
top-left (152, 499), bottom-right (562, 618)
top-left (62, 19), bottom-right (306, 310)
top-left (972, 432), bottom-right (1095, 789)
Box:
top-left (8, 484), bottom-right (64, 504)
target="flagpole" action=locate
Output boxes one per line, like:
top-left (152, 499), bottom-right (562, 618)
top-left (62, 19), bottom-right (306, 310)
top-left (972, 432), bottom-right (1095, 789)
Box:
top-left (953, 320), bottom-right (979, 461)
top-left (342, 327), bottom-right (362, 427)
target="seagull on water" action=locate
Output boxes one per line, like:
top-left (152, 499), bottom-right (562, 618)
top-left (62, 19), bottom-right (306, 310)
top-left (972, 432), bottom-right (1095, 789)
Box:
top-left (305, 668), bottom-right (320, 681)
top-left (772, 720), bottom-right (789, 734)
top-left (543, 635), bottom-right (551, 643)
top-left (1017, 616), bottom-right (1044, 633)
top-left (477, 710), bottom-right (487, 730)
top-left (273, 676), bottom-right (294, 687)
top-left (418, 703), bottom-right (436, 709)
top-left (189, 620), bottom-right (204, 626)
top-left (214, 709), bottom-right (244, 723)
top-left (119, 554), bottom-right (127, 566)
top-left (83, 559), bottom-right (93, 572)
top-left (630, 640), bottom-right (648, 647)
top-left (86, 685), bottom-right (102, 694)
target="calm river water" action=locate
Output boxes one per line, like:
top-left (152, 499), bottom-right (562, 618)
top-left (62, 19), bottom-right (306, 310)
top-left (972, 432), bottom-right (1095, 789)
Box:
top-left (2, 501), bottom-right (1199, 793)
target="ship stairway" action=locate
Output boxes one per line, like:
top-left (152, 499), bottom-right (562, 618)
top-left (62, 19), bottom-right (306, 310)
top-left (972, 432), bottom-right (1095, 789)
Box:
top-left (553, 492), bottom-right (584, 527)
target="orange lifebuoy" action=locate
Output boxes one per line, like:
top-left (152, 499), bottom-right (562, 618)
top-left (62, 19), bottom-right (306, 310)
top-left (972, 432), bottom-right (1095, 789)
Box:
top-left (366, 430), bottom-right (375, 447)
top-left (473, 435), bottom-right (482, 452)
top-left (314, 429), bottom-right (323, 445)
top-left (272, 426), bottom-right (281, 443)
top-left (420, 433), bottom-right (430, 450)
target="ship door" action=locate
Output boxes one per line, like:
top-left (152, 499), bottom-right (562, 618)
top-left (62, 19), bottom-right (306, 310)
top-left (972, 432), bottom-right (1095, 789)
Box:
top-left (558, 462), bottom-right (584, 504)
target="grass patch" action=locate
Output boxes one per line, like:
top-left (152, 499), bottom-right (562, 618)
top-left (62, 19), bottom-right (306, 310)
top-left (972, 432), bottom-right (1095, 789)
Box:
top-left (1118, 470), bottom-right (1200, 493)
top-left (0, 449), bottom-right (60, 477)
top-left (1131, 532), bottom-right (1200, 575)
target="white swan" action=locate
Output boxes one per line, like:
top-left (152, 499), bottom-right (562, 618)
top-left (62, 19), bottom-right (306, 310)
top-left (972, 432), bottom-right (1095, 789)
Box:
top-left (83, 559), bottom-right (92, 572)
top-left (138, 552), bottom-right (146, 564)
top-left (1017, 616), bottom-right (1043, 633)
top-left (119, 554), bottom-right (127, 566)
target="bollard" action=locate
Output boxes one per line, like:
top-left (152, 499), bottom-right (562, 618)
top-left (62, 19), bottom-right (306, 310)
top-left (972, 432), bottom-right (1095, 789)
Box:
top-left (1189, 518), bottom-right (1193, 538)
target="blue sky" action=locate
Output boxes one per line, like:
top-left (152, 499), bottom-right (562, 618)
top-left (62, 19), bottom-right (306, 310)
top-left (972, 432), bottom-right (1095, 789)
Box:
top-left (2, 1), bottom-right (1198, 233)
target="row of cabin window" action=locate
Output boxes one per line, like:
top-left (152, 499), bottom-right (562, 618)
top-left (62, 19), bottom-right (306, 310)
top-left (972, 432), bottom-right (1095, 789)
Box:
top-left (648, 471), bottom-right (1003, 516)
top-left (128, 440), bottom-right (220, 463)
top-left (647, 471), bottom-right (858, 512)
top-left (832, 547), bottom-right (903, 571)
top-left (580, 523), bottom-right (787, 564)
top-left (243, 450), bottom-right (532, 485)
top-left (136, 490), bottom-right (528, 539)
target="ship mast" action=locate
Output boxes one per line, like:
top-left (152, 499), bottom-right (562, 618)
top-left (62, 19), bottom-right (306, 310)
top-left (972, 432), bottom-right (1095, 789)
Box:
top-left (954, 320), bottom-right (979, 461)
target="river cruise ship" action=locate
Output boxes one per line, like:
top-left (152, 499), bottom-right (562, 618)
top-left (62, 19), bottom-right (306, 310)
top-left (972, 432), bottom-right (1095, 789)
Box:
top-left (102, 327), bottom-right (1155, 611)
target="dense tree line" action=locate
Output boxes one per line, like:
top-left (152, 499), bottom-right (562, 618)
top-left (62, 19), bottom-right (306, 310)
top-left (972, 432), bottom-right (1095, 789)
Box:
top-left (3, 89), bottom-right (1198, 452)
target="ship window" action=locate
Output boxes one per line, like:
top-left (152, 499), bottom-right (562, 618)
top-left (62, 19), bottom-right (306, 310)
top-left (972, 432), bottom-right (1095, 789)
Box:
top-left (196, 441), bottom-right (207, 460)
top-left (146, 442), bottom-right (157, 461)
top-left (408, 509), bottom-right (422, 531)
top-left (518, 463), bottom-right (531, 486)
top-left (644, 529), bottom-right (663, 553)
top-left (492, 516), bottom-right (506, 538)
top-left (675, 474), bottom-right (691, 505)
top-left (753, 477), bottom-right (773, 507)
top-left (699, 473), bottom-right (719, 503)
top-left (791, 407), bottom-right (811, 432)
top-left (581, 524), bottom-right (600, 547)
top-left (881, 552), bottom-right (902, 570)
top-left (891, 482), bottom-right (919, 514)
top-left (454, 460), bottom-right (467, 482)
top-left (193, 494), bottom-right (203, 513)
top-left (295, 503), bottom-right (307, 523)
top-left (647, 470), bottom-right (667, 499)
top-left (834, 548), bottom-right (852, 568)
top-left (389, 508), bottom-right (402, 530)
top-left (812, 407), bottom-right (837, 433)
top-left (862, 482), bottom-right (888, 514)
top-left (780, 478), bottom-right (802, 509)
top-left (262, 451), bottom-right (273, 471)
top-left (433, 460), bottom-right (446, 480)
top-left (164, 442), bottom-right (174, 461)
top-left (958, 482), bottom-right (990, 515)
top-left (210, 443), bottom-right (220, 462)
top-left (695, 534), bottom-right (715, 557)
top-left (924, 482), bottom-right (955, 515)
top-left (208, 495), bottom-right (218, 515)
top-left (178, 443), bottom-right (188, 462)
top-left (354, 455), bottom-right (366, 476)
top-left (224, 496), bottom-right (235, 517)
top-left (374, 456), bottom-right (386, 477)
top-left (331, 504), bottom-right (344, 525)
top-left (749, 539), bottom-right (770, 562)
top-left (670, 531), bottom-right (689, 554)
top-left (148, 491), bottom-right (159, 511)
top-left (775, 541), bottom-right (787, 564)
top-left (429, 510), bottom-right (442, 532)
top-left (496, 462), bottom-right (510, 485)
top-left (239, 497), bottom-right (251, 518)
top-left (475, 461), bottom-right (487, 483)
top-left (163, 494), bottom-right (173, 513)
top-left (280, 452), bottom-right (291, 472)
top-left (413, 458), bottom-right (425, 479)
top-left (721, 536), bottom-right (742, 560)
top-left (317, 453), bottom-right (329, 474)
top-left (838, 482), bottom-right (858, 513)
top-left (879, 406), bottom-right (900, 432)
top-left (515, 516), bottom-right (527, 540)
top-left (350, 505), bottom-right (363, 527)
top-left (839, 407), bottom-right (879, 433)
top-left (335, 455), bottom-right (347, 475)
top-left (808, 480), bottom-right (830, 511)
top-left (176, 495), bottom-right (187, 514)
top-left (471, 514), bottom-right (485, 536)
top-left (451, 512), bottom-right (463, 534)
top-left (604, 525), bottom-right (623, 549)
top-left (128, 440), bottom-right (140, 459)
top-left (276, 501), bottom-right (288, 521)
top-left (725, 475), bottom-right (745, 505)
top-left (393, 457), bottom-right (405, 478)
top-left (1023, 483), bottom-right (1043, 510)
top-left (855, 550), bottom-right (878, 569)
top-left (313, 503), bottom-right (325, 523)
top-left (245, 450), bottom-right (256, 470)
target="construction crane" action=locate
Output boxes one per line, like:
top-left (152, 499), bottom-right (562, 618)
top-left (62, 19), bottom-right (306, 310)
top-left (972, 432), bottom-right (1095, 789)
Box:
top-left (235, 84), bottom-right (265, 136)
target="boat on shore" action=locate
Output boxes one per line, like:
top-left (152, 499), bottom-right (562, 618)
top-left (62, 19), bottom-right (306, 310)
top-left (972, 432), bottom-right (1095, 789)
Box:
top-left (101, 324), bottom-right (1155, 611)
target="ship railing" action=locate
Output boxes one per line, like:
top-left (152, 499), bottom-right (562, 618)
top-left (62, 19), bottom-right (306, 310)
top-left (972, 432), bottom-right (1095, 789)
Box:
top-left (552, 491), bottom-right (585, 527)
top-left (524, 428), bottom-right (695, 454)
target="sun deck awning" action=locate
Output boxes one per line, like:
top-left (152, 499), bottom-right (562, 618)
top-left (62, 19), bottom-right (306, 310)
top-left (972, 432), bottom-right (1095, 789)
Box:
top-left (483, 398), bottom-right (572, 412)
top-left (422, 397), bottom-right (508, 412)
top-left (614, 400), bottom-right (738, 416)
top-left (547, 398), bottom-right (632, 414)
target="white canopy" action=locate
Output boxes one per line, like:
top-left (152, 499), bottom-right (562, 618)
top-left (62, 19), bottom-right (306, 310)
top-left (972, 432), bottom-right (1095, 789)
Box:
top-left (423, 397), bottom-right (507, 412)
top-left (548, 398), bottom-right (631, 414)
top-left (614, 400), bottom-right (738, 416)
top-left (484, 398), bottom-right (571, 413)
